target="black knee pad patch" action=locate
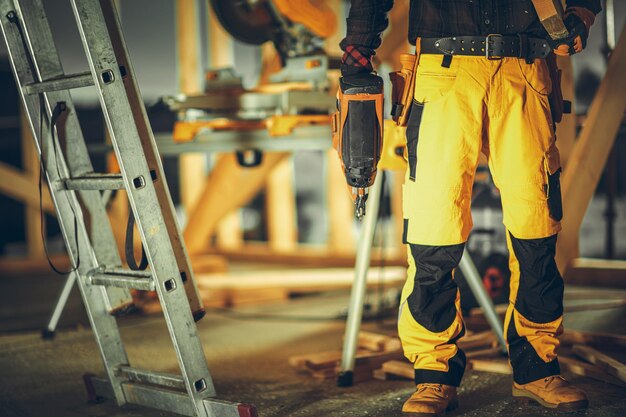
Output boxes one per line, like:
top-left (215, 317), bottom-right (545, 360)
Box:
top-left (407, 243), bottom-right (464, 333)
top-left (509, 233), bottom-right (564, 324)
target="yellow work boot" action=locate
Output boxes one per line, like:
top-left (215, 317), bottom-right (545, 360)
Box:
top-left (512, 375), bottom-right (589, 411)
top-left (402, 383), bottom-right (458, 416)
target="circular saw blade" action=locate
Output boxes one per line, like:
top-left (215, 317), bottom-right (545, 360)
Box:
top-left (209, 0), bottom-right (276, 45)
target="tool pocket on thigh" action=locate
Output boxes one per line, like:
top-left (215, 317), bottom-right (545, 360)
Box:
top-left (543, 146), bottom-right (563, 222)
top-left (405, 101), bottom-right (424, 181)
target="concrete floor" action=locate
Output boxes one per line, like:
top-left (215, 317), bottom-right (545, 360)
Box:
top-left (1, 288), bottom-right (626, 417)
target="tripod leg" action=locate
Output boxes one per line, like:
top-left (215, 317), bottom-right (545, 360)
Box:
top-left (42, 272), bottom-right (77, 340)
top-left (337, 173), bottom-right (384, 387)
top-left (458, 249), bottom-right (507, 352)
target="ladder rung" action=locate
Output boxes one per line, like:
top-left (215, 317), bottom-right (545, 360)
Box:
top-left (23, 71), bottom-right (94, 95)
top-left (117, 366), bottom-right (185, 390)
top-left (63, 173), bottom-right (124, 191)
top-left (89, 268), bottom-right (154, 291)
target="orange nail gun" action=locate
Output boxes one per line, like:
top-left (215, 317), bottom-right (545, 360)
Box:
top-left (331, 73), bottom-right (384, 219)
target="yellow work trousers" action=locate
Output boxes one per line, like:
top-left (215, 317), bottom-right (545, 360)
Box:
top-left (398, 53), bottom-right (564, 386)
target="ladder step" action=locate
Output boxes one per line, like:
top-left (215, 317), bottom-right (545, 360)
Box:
top-left (23, 71), bottom-right (94, 95)
top-left (117, 366), bottom-right (185, 390)
top-left (89, 268), bottom-right (154, 291)
top-left (63, 173), bottom-right (124, 191)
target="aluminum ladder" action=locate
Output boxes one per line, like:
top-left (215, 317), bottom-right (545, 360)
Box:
top-left (0, 1), bottom-right (256, 416)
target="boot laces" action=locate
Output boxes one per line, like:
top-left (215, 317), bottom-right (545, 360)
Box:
top-left (417, 383), bottom-right (443, 393)
top-left (544, 375), bottom-right (566, 387)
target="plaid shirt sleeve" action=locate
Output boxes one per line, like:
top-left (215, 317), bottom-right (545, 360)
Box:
top-left (339, 0), bottom-right (394, 52)
top-left (566, 0), bottom-right (601, 14)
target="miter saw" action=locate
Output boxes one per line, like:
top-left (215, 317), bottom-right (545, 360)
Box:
top-left (163, 0), bottom-right (339, 167)
top-left (164, 0), bottom-right (384, 219)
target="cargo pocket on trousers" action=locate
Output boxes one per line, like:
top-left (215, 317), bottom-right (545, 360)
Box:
top-left (543, 146), bottom-right (563, 222)
top-left (405, 101), bottom-right (424, 181)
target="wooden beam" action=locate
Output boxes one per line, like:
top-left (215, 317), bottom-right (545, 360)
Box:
top-left (195, 266), bottom-right (407, 293)
top-left (556, 25), bottom-right (626, 274)
top-left (565, 258), bottom-right (626, 289)
top-left (376, 1), bottom-right (410, 65)
top-left (205, 7), bottom-right (243, 249)
top-left (573, 344), bottom-right (626, 383)
top-left (324, 0), bottom-right (344, 57)
top-left (200, 242), bottom-right (405, 267)
top-left (468, 358), bottom-right (512, 374)
top-left (326, 149), bottom-right (355, 254)
top-left (266, 157), bottom-right (298, 252)
top-left (555, 56), bottom-right (576, 168)
top-left (0, 162), bottom-right (54, 213)
top-left (559, 356), bottom-right (626, 388)
top-left (560, 329), bottom-right (626, 349)
top-left (183, 153), bottom-right (289, 254)
top-left (20, 105), bottom-right (44, 259)
top-left (176, 0), bottom-right (207, 212)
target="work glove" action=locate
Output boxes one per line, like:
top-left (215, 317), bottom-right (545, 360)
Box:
top-left (550, 7), bottom-right (595, 56)
top-left (340, 45), bottom-right (375, 76)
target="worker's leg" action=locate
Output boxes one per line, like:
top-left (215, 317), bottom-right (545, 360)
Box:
top-left (487, 57), bottom-right (564, 384)
top-left (399, 55), bottom-right (486, 386)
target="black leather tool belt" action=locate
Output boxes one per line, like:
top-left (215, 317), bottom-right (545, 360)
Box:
top-left (421, 34), bottom-right (552, 61)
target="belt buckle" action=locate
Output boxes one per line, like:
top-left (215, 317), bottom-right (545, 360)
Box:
top-left (485, 34), bottom-right (503, 60)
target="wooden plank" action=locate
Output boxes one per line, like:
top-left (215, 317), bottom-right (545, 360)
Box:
top-left (206, 5), bottom-right (241, 249)
top-left (381, 360), bottom-right (414, 380)
top-left (565, 258), bottom-right (626, 289)
top-left (555, 56), bottom-right (576, 168)
top-left (572, 345), bottom-right (626, 382)
top-left (196, 267), bottom-right (407, 293)
top-left (376, 1), bottom-right (410, 65)
top-left (183, 153), bottom-right (289, 254)
top-left (326, 149), bottom-right (355, 254)
top-left (356, 331), bottom-right (401, 353)
top-left (0, 254), bottom-right (69, 275)
top-left (356, 332), bottom-right (388, 352)
top-left (564, 298), bottom-right (626, 313)
top-left (215, 210), bottom-right (243, 250)
top-left (559, 356), bottom-right (626, 388)
top-left (560, 330), bottom-right (626, 349)
top-left (468, 358), bottom-right (511, 374)
top-left (0, 162), bottom-right (54, 213)
top-left (175, 0), bottom-right (207, 214)
top-left (556, 26), bottom-right (626, 274)
top-left (20, 105), bottom-right (44, 259)
top-left (189, 254), bottom-right (228, 273)
top-left (376, 348), bottom-right (503, 381)
top-left (465, 347), bottom-right (503, 359)
top-left (458, 330), bottom-right (499, 351)
top-left (266, 157), bottom-right (297, 252)
top-left (205, 242), bottom-right (405, 267)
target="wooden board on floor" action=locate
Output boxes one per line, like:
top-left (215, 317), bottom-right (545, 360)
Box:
top-left (572, 345), bottom-right (626, 383)
top-left (560, 330), bottom-right (626, 349)
top-left (559, 356), bottom-right (626, 388)
top-left (468, 358), bottom-right (511, 374)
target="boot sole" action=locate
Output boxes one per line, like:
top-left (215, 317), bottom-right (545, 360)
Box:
top-left (402, 398), bottom-right (459, 417)
top-left (512, 387), bottom-right (588, 412)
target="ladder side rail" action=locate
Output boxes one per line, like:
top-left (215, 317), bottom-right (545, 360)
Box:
top-left (15, 0), bottom-right (132, 311)
top-left (0, 0), bottom-right (129, 405)
top-left (99, 0), bottom-right (204, 317)
top-left (70, 0), bottom-right (217, 413)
